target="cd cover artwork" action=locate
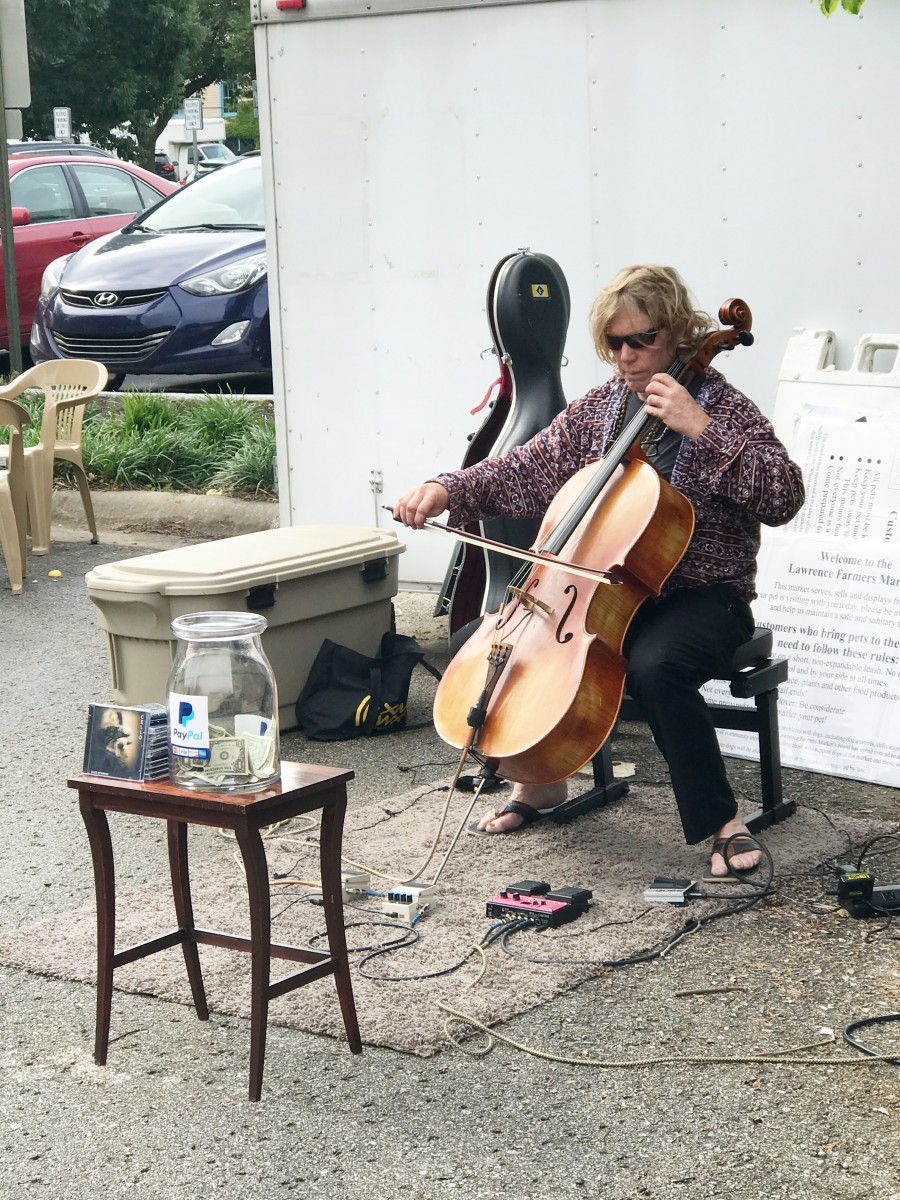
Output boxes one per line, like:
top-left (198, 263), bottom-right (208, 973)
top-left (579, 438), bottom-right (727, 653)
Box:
top-left (83, 703), bottom-right (168, 781)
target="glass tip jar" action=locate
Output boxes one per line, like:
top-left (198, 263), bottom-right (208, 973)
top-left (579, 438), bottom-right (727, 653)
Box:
top-left (167, 610), bottom-right (280, 792)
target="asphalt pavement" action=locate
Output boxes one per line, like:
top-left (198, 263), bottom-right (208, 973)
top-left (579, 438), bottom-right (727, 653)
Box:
top-left (2, 508), bottom-right (900, 1200)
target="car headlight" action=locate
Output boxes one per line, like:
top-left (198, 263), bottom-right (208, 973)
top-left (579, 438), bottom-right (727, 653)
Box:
top-left (39, 254), bottom-right (74, 300)
top-left (179, 252), bottom-right (267, 296)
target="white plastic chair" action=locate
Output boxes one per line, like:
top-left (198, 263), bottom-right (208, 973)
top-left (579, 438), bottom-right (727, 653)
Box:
top-left (0, 397), bottom-right (30, 594)
top-left (0, 360), bottom-right (108, 555)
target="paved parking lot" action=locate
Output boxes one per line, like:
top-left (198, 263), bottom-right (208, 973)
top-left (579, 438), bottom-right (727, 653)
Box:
top-left (2, 518), bottom-right (899, 1199)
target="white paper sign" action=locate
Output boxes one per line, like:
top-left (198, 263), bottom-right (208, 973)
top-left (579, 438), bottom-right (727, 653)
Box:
top-left (783, 405), bottom-right (900, 544)
top-left (706, 403), bottom-right (900, 787)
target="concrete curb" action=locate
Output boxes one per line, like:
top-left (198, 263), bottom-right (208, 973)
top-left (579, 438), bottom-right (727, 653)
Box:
top-left (51, 488), bottom-right (279, 540)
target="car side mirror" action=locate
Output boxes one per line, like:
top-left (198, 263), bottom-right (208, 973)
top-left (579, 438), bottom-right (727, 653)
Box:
top-left (11, 207), bottom-right (31, 227)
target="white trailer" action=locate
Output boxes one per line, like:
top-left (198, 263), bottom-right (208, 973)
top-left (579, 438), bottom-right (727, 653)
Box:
top-left (156, 115), bottom-right (228, 181)
top-left (252, 0), bottom-right (900, 589)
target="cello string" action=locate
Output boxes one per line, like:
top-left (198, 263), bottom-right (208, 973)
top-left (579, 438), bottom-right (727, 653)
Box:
top-left (540, 356), bottom-right (689, 557)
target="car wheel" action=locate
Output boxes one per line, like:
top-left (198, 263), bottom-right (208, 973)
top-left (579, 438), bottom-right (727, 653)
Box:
top-left (104, 374), bottom-right (125, 391)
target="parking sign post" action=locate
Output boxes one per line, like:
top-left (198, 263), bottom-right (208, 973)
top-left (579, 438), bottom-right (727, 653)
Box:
top-left (53, 106), bottom-right (72, 141)
top-left (184, 97), bottom-right (203, 178)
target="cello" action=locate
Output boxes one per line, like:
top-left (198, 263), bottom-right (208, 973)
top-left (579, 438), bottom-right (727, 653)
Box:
top-left (434, 249), bottom-right (571, 636)
top-left (430, 299), bottom-right (755, 785)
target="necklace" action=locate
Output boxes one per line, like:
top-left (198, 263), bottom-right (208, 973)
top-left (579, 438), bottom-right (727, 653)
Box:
top-left (609, 385), bottom-right (667, 455)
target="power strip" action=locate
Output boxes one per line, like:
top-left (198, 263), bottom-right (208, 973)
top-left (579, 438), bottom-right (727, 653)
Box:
top-left (842, 883), bottom-right (900, 919)
top-left (833, 864), bottom-right (900, 918)
top-left (381, 883), bottom-right (436, 923)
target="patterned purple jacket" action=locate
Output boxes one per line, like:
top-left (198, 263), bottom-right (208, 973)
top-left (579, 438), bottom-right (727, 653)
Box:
top-left (434, 367), bottom-right (805, 600)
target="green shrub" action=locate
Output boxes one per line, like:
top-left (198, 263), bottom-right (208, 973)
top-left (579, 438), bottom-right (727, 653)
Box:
top-left (0, 390), bottom-right (44, 448)
top-left (120, 390), bottom-right (180, 434)
top-left (209, 421), bottom-right (277, 495)
top-left (1, 388), bottom-right (276, 498)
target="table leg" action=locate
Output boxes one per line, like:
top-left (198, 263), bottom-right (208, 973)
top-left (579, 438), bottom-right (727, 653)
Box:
top-left (166, 820), bottom-right (209, 1021)
top-left (78, 792), bottom-right (115, 1066)
top-left (319, 793), bottom-right (362, 1054)
top-left (234, 823), bottom-right (272, 1101)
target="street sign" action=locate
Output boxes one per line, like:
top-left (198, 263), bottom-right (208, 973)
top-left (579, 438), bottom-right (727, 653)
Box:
top-left (5, 108), bottom-right (22, 139)
top-left (184, 97), bottom-right (203, 131)
top-left (53, 106), bottom-right (72, 140)
top-left (0, 0), bottom-right (30, 109)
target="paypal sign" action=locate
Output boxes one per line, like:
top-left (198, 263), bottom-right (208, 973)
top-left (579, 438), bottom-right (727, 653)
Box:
top-left (168, 692), bottom-right (211, 761)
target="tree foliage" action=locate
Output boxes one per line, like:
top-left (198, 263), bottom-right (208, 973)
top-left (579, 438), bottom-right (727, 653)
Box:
top-left (226, 100), bottom-right (260, 148)
top-left (21, 0), bottom-right (254, 168)
top-left (812, 0), bottom-right (866, 14)
top-left (18, 0), bottom-right (867, 170)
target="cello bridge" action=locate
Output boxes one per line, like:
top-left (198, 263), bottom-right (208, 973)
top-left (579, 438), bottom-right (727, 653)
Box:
top-left (508, 586), bottom-right (554, 616)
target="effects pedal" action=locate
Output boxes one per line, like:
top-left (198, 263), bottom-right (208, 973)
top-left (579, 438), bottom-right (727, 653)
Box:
top-left (643, 876), bottom-right (697, 905)
top-left (486, 879), bottom-right (592, 929)
top-left (381, 882), bottom-right (436, 923)
top-left (340, 870), bottom-right (370, 903)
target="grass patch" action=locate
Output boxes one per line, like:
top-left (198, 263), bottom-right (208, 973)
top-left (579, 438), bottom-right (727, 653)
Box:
top-left (1, 389), bottom-right (276, 498)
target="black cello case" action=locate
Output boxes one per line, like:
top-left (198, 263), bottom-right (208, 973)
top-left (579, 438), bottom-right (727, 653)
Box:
top-left (435, 248), bottom-right (571, 636)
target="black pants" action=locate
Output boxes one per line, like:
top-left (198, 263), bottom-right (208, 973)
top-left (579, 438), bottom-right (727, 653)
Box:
top-left (622, 584), bottom-right (754, 845)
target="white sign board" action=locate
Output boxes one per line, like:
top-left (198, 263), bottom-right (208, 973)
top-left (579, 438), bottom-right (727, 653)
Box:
top-left (706, 400), bottom-right (900, 787)
top-left (748, 529), bottom-right (900, 787)
top-left (183, 98), bottom-right (203, 131)
top-left (0, 0), bottom-right (30, 108)
top-left (52, 106), bottom-right (71, 140)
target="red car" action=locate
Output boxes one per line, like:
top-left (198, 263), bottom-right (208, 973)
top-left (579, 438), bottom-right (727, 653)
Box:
top-left (1, 153), bottom-right (178, 354)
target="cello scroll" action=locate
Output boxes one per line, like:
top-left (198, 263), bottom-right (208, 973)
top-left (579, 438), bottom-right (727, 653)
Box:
top-left (689, 299), bottom-right (754, 374)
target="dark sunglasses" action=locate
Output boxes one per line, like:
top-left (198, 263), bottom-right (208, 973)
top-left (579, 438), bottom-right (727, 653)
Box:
top-left (607, 328), bottom-right (659, 352)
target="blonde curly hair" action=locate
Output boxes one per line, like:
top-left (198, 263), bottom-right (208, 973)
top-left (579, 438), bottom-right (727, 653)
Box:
top-left (589, 265), bottom-right (715, 366)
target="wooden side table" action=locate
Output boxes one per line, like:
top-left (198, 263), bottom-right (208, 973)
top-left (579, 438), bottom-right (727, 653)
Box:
top-left (68, 760), bottom-right (362, 1100)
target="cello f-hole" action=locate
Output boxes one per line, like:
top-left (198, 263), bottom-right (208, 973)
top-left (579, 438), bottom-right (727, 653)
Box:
top-left (555, 585), bottom-right (578, 644)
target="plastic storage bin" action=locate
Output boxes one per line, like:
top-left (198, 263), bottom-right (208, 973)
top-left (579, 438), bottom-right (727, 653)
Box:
top-left (85, 525), bottom-right (404, 730)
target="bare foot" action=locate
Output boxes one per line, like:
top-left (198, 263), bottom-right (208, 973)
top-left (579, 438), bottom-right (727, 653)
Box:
top-left (709, 817), bottom-right (762, 876)
top-left (476, 780), bottom-right (568, 833)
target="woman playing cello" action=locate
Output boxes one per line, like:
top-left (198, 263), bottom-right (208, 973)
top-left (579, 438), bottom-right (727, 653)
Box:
top-left (394, 265), bottom-right (805, 878)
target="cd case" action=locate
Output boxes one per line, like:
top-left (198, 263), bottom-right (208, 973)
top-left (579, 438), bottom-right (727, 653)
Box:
top-left (83, 703), bottom-right (169, 782)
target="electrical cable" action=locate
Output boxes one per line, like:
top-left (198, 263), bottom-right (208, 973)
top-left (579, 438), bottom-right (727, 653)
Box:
top-left (306, 917), bottom-right (506, 983)
top-left (357, 939), bottom-right (480, 983)
top-left (855, 832), bottom-right (900, 870)
top-left (397, 758), bottom-right (458, 782)
top-left (338, 745), bottom-right (489, 886)
top-left (842, 1014), bottom-right (900, 1067)
top-left (308, 918), bottom-right (418, 959)
top-left (497, 861), bottom-right (774, 970)
top-left (479, 831), bottom-right (778, 971)
top-left (688, 832), bottom-right (777, 901)
top-left (436, 1001), bottom-right (900, 1069)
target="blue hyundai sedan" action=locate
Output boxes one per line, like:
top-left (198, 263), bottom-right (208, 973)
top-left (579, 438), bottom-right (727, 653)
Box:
top-left (31, 155), bottom-right (269, 385)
